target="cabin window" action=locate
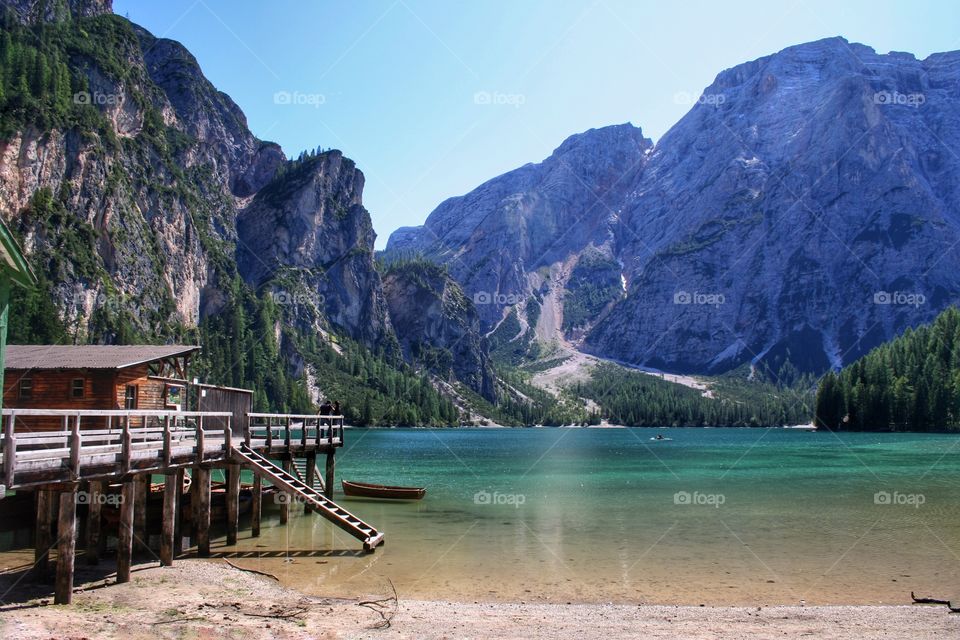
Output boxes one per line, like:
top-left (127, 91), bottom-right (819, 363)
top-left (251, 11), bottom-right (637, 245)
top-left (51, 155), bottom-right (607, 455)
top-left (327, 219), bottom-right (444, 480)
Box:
top-left (124, 384), bottom-right (138, 409)
top-left (71, 378), bottom-right (85, 399)
top-left (18, 378), bottom-right (32, 400)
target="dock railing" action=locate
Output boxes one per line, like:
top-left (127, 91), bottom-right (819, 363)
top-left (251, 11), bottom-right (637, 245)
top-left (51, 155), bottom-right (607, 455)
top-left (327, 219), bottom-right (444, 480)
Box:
top-left (245, 413), bottom-right (344, 450)
top-left (0, 409), bottom-right (232, 488)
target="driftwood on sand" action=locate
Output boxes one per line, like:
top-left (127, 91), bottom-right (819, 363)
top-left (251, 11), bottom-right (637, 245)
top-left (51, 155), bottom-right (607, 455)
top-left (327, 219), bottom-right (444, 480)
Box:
top-left (358, 579), bottom-right (399, 629)
top-left (910, 592), bottom-right (960, 613)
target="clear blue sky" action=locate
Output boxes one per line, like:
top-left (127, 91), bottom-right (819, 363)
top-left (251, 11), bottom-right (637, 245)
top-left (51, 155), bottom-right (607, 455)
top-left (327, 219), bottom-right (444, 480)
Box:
top-left (113, 0), bottom-right (960, 248)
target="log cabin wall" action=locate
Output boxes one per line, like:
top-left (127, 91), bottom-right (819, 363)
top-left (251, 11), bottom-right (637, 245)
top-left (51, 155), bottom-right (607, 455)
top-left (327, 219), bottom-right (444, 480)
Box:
top-left (2, 364), bottom-right (166, 431)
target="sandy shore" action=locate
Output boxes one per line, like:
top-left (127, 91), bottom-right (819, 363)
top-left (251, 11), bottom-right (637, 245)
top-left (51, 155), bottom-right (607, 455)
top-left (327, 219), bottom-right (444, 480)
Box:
top-left (1, 560), bottom-right (958, 639)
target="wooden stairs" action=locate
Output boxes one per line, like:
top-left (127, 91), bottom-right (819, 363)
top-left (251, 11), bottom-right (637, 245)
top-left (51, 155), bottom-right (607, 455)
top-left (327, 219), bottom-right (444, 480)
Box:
top-left (291, 456), bottom-right (325, 493)
top-left (233, 444), bottom-right (384, 551)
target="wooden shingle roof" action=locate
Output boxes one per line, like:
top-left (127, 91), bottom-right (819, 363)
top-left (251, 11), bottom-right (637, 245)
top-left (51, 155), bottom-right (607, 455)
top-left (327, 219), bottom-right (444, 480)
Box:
top-left (5, 345), bottom-right (200, 370)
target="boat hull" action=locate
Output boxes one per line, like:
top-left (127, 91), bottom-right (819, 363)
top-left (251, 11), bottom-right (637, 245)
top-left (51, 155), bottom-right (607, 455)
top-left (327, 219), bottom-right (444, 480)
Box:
top-left (342, 480), bottom-right (425, 500)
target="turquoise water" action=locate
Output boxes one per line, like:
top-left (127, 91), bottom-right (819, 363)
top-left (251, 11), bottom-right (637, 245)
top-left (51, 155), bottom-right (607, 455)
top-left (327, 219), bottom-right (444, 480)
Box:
top-left (181, 428), bottom-right (960, 603)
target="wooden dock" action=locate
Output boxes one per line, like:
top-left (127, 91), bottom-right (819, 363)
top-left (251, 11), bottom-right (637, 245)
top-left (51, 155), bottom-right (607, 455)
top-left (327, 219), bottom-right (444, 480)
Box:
top-left (0, 408), bottom-right (382, 605)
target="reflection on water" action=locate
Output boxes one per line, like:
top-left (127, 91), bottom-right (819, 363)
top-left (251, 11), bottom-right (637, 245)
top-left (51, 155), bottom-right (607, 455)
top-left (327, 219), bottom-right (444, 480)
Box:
top-left (5, 428), bottom-right (960, 604)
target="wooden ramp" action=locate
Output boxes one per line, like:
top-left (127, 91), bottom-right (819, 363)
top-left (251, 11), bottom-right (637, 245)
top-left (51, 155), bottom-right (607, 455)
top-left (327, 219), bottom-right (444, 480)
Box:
top-left (234, 444), bottom-right (384, 551)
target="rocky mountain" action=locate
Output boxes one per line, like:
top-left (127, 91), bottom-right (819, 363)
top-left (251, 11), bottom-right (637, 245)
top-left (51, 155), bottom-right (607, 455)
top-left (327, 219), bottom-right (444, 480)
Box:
top-left (389, 37), bottom-right (960, 377)
top-left (0, 0), bottom-right (496, 416)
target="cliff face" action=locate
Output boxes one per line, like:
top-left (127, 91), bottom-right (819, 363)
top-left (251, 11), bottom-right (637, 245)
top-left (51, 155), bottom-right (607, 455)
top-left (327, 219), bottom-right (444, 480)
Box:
top-left (390, 38), bottom-right (960, 376)
top-left (381, 260), bottom-right (496, 401)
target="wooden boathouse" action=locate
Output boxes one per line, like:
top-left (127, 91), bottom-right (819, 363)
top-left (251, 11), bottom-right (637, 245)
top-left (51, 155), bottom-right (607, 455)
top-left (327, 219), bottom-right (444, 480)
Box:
top-left (0, 345), bottom-right (383, 605)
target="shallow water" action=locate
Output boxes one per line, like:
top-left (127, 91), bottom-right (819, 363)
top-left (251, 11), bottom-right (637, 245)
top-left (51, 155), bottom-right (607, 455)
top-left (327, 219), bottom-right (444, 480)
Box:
top-left (219, 427), bottom-right (960, 605)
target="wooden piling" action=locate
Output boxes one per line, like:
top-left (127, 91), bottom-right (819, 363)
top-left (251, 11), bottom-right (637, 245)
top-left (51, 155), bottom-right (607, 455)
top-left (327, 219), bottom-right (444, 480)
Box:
top-left (85, 481), bottom-right (103, 565)
top-left (174, 467), bottom-right (185, 555)
top-left (117, 479), bottom-right (135, 584)
top-left (134, 474), bottom-right (148, 553)
top-left (251, 474), bottom-right (262, 538)
top-left (280, 457), bottom-right (291, 524)
top-left (305, 452), bottom-right (317, 512)
top-left (226, 463), bottom-right (240, 545)
top-left (54, 486), bottom-right (78, 605)
top-left (160, 472), bottom-right (177, 566)
top-left (34, 488), bottom-right (53, 577)
top-left (325, 449), bottom-right (335, 500)
top-left (195, 466), bottom-right (211, 557)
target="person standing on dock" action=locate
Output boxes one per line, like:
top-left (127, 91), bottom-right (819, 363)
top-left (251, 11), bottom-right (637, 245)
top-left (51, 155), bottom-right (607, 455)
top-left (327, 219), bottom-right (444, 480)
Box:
top-left (320, 399), bottom-right (333, 428)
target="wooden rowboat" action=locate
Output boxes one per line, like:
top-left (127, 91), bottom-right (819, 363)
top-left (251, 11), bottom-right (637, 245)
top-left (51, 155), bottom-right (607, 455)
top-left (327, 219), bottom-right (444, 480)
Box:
top-left (342, 479), bottom-right (425, 500)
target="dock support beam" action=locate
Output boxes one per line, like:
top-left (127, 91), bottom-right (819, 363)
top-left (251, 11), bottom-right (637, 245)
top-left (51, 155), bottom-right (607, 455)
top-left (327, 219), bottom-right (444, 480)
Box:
top-left (174, 468), bottom-right (185, 555)
top-left (85, 481), bottom-right (103, 565)
top-left (226, 463), bottom-right (240, 545)
top-left (54, 486), bottom-right (78, 605)
top-left (251, 474), bottom-right (262, 537)
top-left (160, 472), bottom-right (177, 566)
top-left (280, 458), bottom-right (290, 524)
top-left (325, 449), bottom-right (335, 500)
top-left (34, 488), bottom-right (54, 578)
top-left (117, 478), bottom-right (135, 584)
top-left (305, 452), bottom-right (317, 512)
top-left (134, 474), bottom-right (148, 553)
top-left (195, 466), bottom-right (211, 557)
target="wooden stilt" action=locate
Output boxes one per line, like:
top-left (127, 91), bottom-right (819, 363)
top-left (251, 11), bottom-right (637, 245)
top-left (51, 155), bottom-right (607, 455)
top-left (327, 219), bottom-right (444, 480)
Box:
top-left (34, 489), bottom-right (53, 578)
top-left (325, 450), bottom-right (336, 500)
top-left (86, 481), bottom-right (103, 565)
top-left (174, 468), bottom-right (185, 555)
top-left (304, 452), bottom-right (317, 512)
top-left (54, 487), bottom-right (78, 605)
top-left (189, 466), bottom-right (200, 542)
top-left (280, 457), bottom-right (290, 524)
top-left (251, 474), bottom-right (262, 538)
top-left (117, 479), bottom-right (135, 583)
top-left (226, 463), bottom-right (240, 545)
top-left (195, 466), bottom-right (211, 557)
top-left (133, 474), bottom-right (148, 553)
top-left (160, 473), bottom-right (177, 566)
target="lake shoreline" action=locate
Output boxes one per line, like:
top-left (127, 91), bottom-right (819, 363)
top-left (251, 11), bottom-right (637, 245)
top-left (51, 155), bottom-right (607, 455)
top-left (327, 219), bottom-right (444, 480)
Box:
top-left (1, 560), bottom-right (956, 639)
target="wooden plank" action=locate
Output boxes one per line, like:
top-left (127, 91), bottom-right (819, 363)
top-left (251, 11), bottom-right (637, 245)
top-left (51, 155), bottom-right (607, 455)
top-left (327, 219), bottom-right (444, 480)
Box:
top-left (134, 474), bottom-right (148, 553)
top-left (195, 466), bottom-right (211, 557)
top-left (226, 463), bottom-right (239, 545)
top-left (325, 450), bottom-right (335, 500)
top-left (3, 412), bottom-right (14, 487)
top-left (160, 472), bottom-right (177, 566)
top-left (251, 474), bottom-right (262, 538)
top-left (33, 488), bottom-right (53, 578)
top-left (85, 481), bottom-right (102, 565)
top-left (68, 416), bottom-right (81, 479)
top-left (280, 457), bottom-right (290, 525)
top-left (55, 487), bottom-right (78, 604)
top-left (117, 479), bottom-right (135, 583)
top-left (174, 467), bottom-right (185, 555)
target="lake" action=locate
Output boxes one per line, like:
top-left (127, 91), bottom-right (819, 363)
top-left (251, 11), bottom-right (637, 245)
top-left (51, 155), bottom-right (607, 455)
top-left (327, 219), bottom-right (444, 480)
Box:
top-left (220, 427), bottom-right (960, 605)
